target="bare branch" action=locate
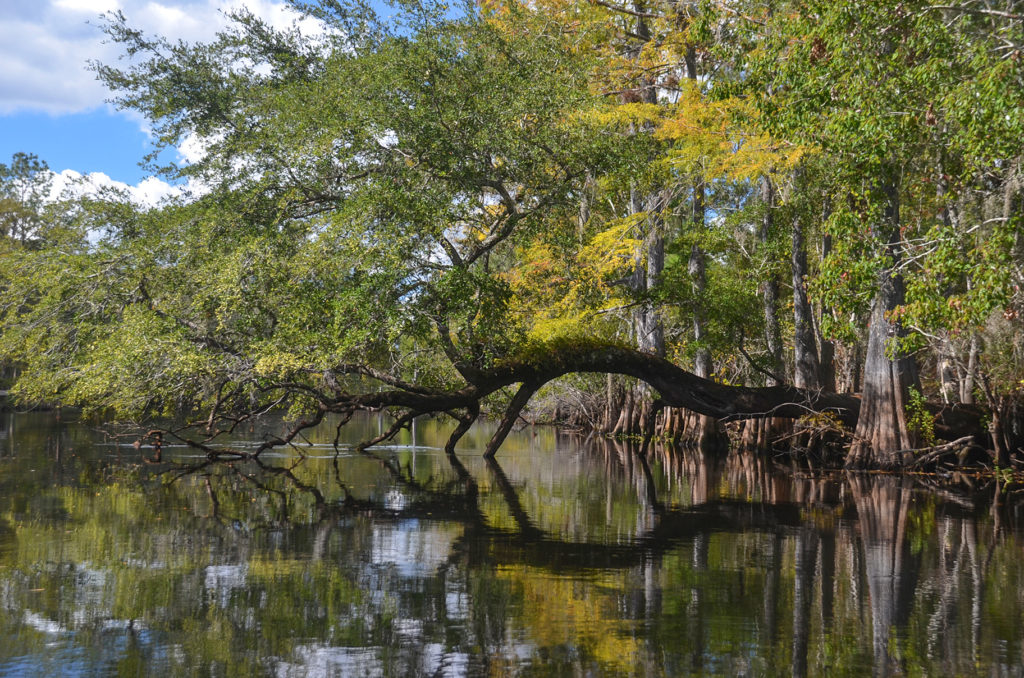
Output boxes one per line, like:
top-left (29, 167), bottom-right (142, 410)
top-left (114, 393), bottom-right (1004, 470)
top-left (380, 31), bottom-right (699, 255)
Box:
top-left (585, 0), bottom-right (662, 19)
top-left (920, 5), bottom-right (1023, 21)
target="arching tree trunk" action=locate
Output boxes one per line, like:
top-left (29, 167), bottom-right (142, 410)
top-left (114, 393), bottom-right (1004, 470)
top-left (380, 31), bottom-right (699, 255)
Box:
top-left (182, 338), bottom-right (984, 462)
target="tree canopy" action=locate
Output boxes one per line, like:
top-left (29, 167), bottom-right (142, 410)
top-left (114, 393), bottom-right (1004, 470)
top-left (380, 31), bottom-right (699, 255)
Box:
top-left (0, 0), bottom-right (1021, 467)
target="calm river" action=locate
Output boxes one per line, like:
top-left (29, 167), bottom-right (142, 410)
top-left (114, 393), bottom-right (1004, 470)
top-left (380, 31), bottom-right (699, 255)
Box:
top-left (0, 411), bottom-right (1022, 676)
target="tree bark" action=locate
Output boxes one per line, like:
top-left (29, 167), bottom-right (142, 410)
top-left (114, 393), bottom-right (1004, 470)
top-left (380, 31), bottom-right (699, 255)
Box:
top-left (847, 182), bottom-right (920, 468)
top-left (682, 41), bottom-right (718, 445)
top-left (818, 217), bottom-right (837, 392)
top-left (686, 46), bottom-right (712, 383)
top-left (484, 381), bottom-right (539, 459)
top-left (847, 289), bottom-right (919, 466)
top-left (630, 187), bottom-right (666, 358)
top-left (759, 175), bottom-right (785, 385)
top-left (757, 175), bottom-right (786, 387)
top-left (792, 197), bottom-right (821, 390)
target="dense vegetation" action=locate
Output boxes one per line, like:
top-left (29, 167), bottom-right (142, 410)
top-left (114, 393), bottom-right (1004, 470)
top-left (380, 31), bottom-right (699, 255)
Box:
top-left (0, 0), bottom-right (1022, 468)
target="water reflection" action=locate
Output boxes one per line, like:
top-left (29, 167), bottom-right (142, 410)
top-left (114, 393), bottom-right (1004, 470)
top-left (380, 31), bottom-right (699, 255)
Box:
top-left (0, 413), bottom-right (1022, 676)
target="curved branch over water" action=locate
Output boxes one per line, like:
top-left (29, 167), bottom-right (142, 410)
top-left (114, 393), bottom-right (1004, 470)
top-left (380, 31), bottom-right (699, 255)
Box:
top-left (170, 342), bottom-right (982, 460)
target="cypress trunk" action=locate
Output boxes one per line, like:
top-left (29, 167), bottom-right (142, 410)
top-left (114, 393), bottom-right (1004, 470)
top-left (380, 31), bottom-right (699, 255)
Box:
top-left (792, 199), bottom-right (821, 390)
top-left (848, 278), bottom-right (919, 466)
top-left (847, 182), bottom-right (919, 468)
top-left (818, 220), bottom-right (838, 393)
top-left (759, 175), bottom-right (784, 384)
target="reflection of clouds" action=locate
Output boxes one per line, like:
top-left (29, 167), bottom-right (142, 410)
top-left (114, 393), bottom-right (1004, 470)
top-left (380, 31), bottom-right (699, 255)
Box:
top-left (23, 609), bottom-right (146, 634)
top-left (273, 643), bottom-right (471, 678)
top-left (70, 565), bottom-right (112, 625)
top-left (394, 617), bottom-right (422, 639)
top-left (266, 519), bottom-right (474, 677)
top-left (383, 490), bottom-right (407, 512)
top-left (425, 645), bottom-right (469, 677)
top-left (369, 521), bottom-right (455, 578)
top-left (445, 588), bottom-right (468, 622)
top-left (204, 563), bottom-right (248, 608)
top-left (22, 610), bottom-right (66, 635)
top-left (272, 646), bottom-right (384, 678)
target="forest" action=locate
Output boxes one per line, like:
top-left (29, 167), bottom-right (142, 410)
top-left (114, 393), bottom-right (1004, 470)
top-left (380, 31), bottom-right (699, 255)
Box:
top-left (0, 0), bottom-right (1022, 469)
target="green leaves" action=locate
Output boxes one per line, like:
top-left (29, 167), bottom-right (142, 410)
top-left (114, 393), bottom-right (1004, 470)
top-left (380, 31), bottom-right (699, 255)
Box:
top-left (2, 0), bottom-right (1021, 431)
top-left (0, 2), bottom-right (634, 420)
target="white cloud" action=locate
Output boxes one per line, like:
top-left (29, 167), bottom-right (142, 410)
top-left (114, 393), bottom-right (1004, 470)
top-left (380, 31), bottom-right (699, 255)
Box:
top-left (53, 0), bottom-right (123, 13)
top-left (0, 0), bottom-right (320, 116)
top-left (176, 130), bottom-right (218, 166)
top-left (50, 168), bottom-right (189, 207)
top-left (3, 0), bottom-right (327, 201)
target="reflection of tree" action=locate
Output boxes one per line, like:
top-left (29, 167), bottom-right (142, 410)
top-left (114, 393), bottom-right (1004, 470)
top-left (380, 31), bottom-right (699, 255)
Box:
top-left (925, 514), bottom-right (983, 664)
top-left (724, 447), bottom-right (792, 505)
top-left (849, 474), bottom-right (919, 678)
top-left (590, 437), bottom-right (662, 512)
top-left (792, 524), bottom-right (819, 678)
top-left (9, 417), bottom-right (1024, 677)
top-left (654, 444), bottom-right (724, 506)
top-left (484, 456), bottom-right (543, 540)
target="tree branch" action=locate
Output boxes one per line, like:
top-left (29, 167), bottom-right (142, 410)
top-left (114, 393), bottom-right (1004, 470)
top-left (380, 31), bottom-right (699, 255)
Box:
top-left (921, 5), bottom-right (1023, 21)
top-left (585, 0), bottom-right (662, 19)
top-left (484, 381), bottom-right (540, 459)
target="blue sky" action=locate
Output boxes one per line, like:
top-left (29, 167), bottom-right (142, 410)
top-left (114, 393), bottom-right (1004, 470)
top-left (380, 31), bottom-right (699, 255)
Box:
top-left (0, 0), bottom-right (318, 202)
top-left (1, 110), bottom-right (153, 185)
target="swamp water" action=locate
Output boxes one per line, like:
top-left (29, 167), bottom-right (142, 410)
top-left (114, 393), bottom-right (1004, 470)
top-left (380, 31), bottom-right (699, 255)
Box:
top-left (0, 411), bottom-right (1023, 677)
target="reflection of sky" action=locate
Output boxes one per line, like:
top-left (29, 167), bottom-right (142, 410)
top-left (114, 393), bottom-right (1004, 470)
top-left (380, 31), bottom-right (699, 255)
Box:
top-left (73, 566), bottom-right (110, 618)
top-left (445, 587), bottom-right (468, 623)
top-left (273, 646), bottom-right (385, 678)
top-left (22, 610), bottom-right (65, 635)
top-left (370, 520), bottom-right (454, 578)
top-left (205, 563), bottom-right (248, 608)
top-left (274, 643), bottom-right (472, 678)
top-left (12, 413), bottom-right (1024, 677)
top-left (262, 520), bottom-right (478, 677)
top-left (14, 611), bottom-right (163, 677)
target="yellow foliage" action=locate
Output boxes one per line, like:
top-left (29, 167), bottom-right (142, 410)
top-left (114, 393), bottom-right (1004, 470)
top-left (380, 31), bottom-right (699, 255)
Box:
top-left (503, 214), bottom-right (642, 344)
top-left (657, 82), bottom-right (812, 182)
top-left (579, 214), bottom-right (642, 274)
top-left (254, 351), bottom-right (307, 377)
top-left (480, 0), bottom-right (810, 189)
top-left (584, 102), bottom-right (662, 128)
top-left (495, 564), bottom-right (642, 671)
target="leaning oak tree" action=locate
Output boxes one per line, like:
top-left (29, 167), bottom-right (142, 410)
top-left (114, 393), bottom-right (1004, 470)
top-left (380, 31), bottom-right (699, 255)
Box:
top-left (0, 1), bottom-right (986, 463)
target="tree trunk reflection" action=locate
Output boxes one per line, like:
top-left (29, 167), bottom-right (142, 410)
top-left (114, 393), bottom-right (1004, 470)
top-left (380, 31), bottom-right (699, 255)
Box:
top-left (850, 474), bottom-right (918, 677)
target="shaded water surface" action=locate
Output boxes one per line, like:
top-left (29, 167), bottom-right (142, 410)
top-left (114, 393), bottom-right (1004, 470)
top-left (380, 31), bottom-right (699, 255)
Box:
top-left (1, 412), bottom-right (1023, 676)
